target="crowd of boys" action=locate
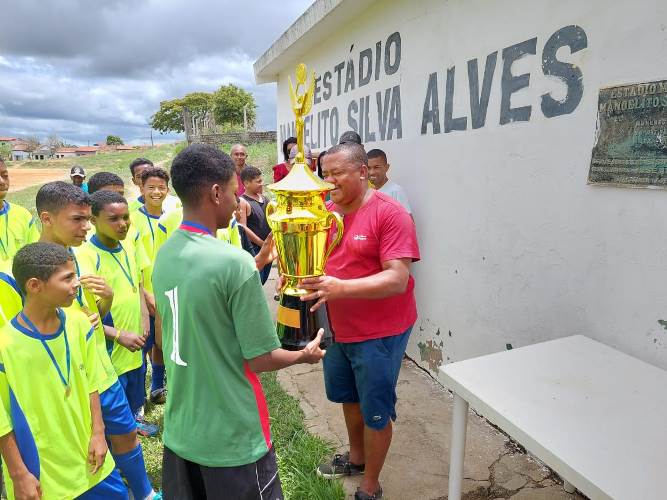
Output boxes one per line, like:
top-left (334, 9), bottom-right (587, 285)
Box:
top-left (0, 134), bottom-right (416, 499)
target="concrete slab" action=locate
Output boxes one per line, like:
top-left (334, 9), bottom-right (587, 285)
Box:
top-left (262, 270), bottom-right (586, 499)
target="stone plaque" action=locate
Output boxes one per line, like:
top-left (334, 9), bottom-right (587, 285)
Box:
top-left (588, 80), bottom-right (667, 188)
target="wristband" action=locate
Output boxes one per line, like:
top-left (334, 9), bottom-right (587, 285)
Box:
top-left (114, 329), bottom-right (121, 343)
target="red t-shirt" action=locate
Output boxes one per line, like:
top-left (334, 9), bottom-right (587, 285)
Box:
top-left (236, 173), bottom-right (245, 196)
top-left (325, 191), bottom-right (420, 343)
top-left (273, 162), bottom-right (289, 182)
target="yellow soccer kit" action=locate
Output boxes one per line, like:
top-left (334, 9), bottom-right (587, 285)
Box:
top-left (68, 247), bottom-right (118, 393)
top-left (130, 206), bottom-right (161, 294)
top-left (0, 272), bottom-right (22, 329)
top-left (79, 236), bottom-right (149, 377)
top-left (0, 309), bottom-right (116, 499)
top-left (0, 201), bottom-right (39, 273)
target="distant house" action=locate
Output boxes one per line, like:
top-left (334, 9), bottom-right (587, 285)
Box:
top-left (55, 147), bottom-right (77, 158)
top-left (0, 137), bottom-right (17, 146)
top-left (115, 145), bottom-right (136, 151)
top-left (75, 146), bottom-right (99, 156)
top-left (11, 143), bottom-right (29, 161)
top-left (32, 145), bottom-right (51, 160)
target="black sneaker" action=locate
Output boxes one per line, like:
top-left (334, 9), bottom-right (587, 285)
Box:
top-left (355, 487), bottom-right (383, 499)
top-left (317, 452), bottom-right (365, 478)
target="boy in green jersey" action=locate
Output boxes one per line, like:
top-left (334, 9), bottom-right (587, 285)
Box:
top-left (130, 167), bottom-right (169, 404)
top-left (36, 182), bottom-right (159, 499)
top-left (0, 242), bottom-right (122, 499)
top-left (153, 144), bottom-right (324, 499)
top-left (0, 159), bottom-right (39, 272)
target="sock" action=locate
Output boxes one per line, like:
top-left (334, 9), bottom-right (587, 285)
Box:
top-left (150, 364), bottom-right (165, 393)
top-left (113, 444), bottom-right (152, 499)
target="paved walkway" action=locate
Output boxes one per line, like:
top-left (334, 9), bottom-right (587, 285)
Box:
top-left (263, 270), bottom-right (586, 499)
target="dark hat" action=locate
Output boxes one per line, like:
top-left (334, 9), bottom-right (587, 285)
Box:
top-left (339, 130), bottom-right (362, 145)
top-left (70, 166), bottom-right (85, 177)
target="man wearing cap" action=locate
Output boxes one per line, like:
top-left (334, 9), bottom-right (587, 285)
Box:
top-left (339, 130), bottom-right (363, 145)
top-left (302, 142), bottom-right (419, 500)
top-left (70, 166), bottom-right (88, 193)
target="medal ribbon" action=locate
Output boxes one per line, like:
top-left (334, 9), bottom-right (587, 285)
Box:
top-left (0, 202), bottom-right (9, 259)
top-left (139, 206), bottom-right (161, 243)
top-left (109, 246), bottom-right (136, 290)
top-left (68, 248), bottom-right (84, 307)
top-left (20, 309), bottom-right (70, 393)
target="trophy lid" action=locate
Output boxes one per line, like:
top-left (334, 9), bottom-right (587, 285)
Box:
top-left (267, 161), bottom-right (334, 193)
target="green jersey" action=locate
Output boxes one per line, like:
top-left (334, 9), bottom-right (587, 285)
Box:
top-left (153, 222), bottom-right (280, 467)
top-left (0, 309), bottom-right (115, 499)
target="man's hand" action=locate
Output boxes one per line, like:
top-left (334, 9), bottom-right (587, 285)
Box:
top-left (300, 329), bottom-right (326, 363)
top-left (144, 291), bottom-right (156, 316)
top-left (79, 275), bottom-right (113, 300)
top-left (117, 331), bottom-right (147, 352)
top-left (300, 275), bottom-right (346, 311)
top-left (87, 312), bottom-right (100, 329)
top-left (255, 233), bottom-right (277, 270)
top-left (12, 471), bottom-right (41, 500)
top-left (88, 432), bottom-right (107, 474)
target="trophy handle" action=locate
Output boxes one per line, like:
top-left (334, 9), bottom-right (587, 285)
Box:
top-left (265, 200), bottom-right (277, 219)
top-left (322, 211), bottom-right (344, 264)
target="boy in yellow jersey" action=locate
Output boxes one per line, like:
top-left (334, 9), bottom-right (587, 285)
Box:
top-left (81, 191), bottom-right (158, 438)
top-left (35, 182), bottom-right (159, 499)
top-left (0, 242), bottom-right (122, 499)
top-left (0, 159), bottom-right (39, 272)
top-left (130, 167), bottom-right (168, 405)
top-left (128, 159), bottom-right (180, 213)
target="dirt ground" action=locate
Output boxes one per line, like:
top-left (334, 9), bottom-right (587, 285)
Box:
top-left (7, 168), bottom-right (69, 193)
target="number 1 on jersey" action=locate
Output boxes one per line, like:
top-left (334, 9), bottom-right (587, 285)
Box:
top-left (165, 287), bottom-right (188, 366)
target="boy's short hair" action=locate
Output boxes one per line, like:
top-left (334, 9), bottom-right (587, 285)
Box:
top-left (367, 149), bottom-right (387, 163)
top-left (339, 130), bottom-right (362, 145)
top-left (140, 167), bottom-right (170, 185)
top-left (12, 242), bottom-right (73, 294)
top-left (170, 144), bottom-right (235, 206)
top-left (88, 172), bottom-right (124, 194)
top-left (240, 166), bottom-right (262, 184)
top-left (36, 181), bottom-right (91, 215)
top-left (129, 157), bottom-right (154, 175)
top-left (90, 190), bottom-right (127, 216)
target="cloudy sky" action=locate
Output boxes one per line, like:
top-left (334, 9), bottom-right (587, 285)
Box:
top-left (0, 0), bottom-right (311, 145)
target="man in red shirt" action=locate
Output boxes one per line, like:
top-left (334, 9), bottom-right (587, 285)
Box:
top-left (301, 142), bottom-right (420, 500)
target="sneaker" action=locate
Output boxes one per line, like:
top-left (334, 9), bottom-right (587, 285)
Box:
top-left (150, 491), bottom-right (163, 500)
top-left (150, 387), bottom-right (167, 404)
top-left (317, 452), bottom-right (365, 478)
top-left (355, 487), bottom-right (383, 500)
top-left (136, 419), bottom-right (159, 437)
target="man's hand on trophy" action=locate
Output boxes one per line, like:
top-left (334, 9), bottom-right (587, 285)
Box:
top-left (300, 276), bottom-right (345, 312)
top-left (255, 233), bottom-right (277, 270)
top-left (301, 328), bottom-right (326, 363)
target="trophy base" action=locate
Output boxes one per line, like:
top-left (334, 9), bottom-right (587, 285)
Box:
top-left (276, 294), bottom-right (333, 351)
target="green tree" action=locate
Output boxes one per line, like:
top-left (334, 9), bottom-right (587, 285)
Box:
top-left (0, 142), bottom-right (11, 161)
top-left (151, 98), bottom-right (186, 134)
top-left (212, 84), bottom-right (256, 129)
top-left (106, 135), bottom-right (124, 145)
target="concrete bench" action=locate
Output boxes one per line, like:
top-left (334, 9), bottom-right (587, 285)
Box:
top-left (440, 335), bottom-right (667, 500)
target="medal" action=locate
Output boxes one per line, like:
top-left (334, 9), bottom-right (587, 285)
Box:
top-left (20, 309), bottom-right (71, 398)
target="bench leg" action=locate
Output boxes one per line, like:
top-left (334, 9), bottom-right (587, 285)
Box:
top-left (448, 393), bottom-right (469, 500)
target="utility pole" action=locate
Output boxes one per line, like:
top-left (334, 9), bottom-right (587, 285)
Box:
top-left (150, 128), bottom-right (154, 148)
top-left (243, 104), bottom-right (248, 131)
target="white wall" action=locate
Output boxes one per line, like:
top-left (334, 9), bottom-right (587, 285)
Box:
top-left (272, 0), bottom-right (667, 379)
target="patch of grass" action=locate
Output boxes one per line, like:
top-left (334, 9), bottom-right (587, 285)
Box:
top-left (261, 372), bottom-right (345, 500)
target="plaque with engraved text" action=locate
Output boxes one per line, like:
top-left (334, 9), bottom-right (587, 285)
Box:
top-left (588, 80), bottom-right (667, 188)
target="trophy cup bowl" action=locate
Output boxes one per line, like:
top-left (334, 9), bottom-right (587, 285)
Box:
top-left (266, 167), bottom-right (343, 351)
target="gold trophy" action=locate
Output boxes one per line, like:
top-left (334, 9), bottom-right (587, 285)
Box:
top-left (266, 63), bottom-right (344, 350)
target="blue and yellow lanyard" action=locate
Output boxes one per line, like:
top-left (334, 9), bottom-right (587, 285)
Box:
top-left (20, 309), bottom-right (71, 397)
top-left (0, 202), bottom-right (9, 260)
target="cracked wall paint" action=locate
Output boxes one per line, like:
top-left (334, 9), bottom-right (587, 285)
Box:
top-left (417, 340), bottom-right (444, 372)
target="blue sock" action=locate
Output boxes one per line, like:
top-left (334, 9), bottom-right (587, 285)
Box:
top-left (113, 444), bottom-right (152, 499)
top-left (151, 364), bottom-right (165, 393)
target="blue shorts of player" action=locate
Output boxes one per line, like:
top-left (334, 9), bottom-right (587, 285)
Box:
top-left (100, 380), bottom-right (137, 435)
top-left (118, 367), bottom-right (146, 416)
top-left (323, 326), bottom-right (412, 430)
top-left (77, 468), bottom-right (128, 499)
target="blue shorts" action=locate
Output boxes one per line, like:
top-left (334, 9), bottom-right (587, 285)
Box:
top-left (323, 326), bottom-right (412, 430)
top-left (100, 380), bottom-right (137, 435)
top-left (118, 367), bottom-right (145, 415)
top-left (77, 468), bottom-right (128, 499)
top-left (143, 315), bottom-right (156, 355)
